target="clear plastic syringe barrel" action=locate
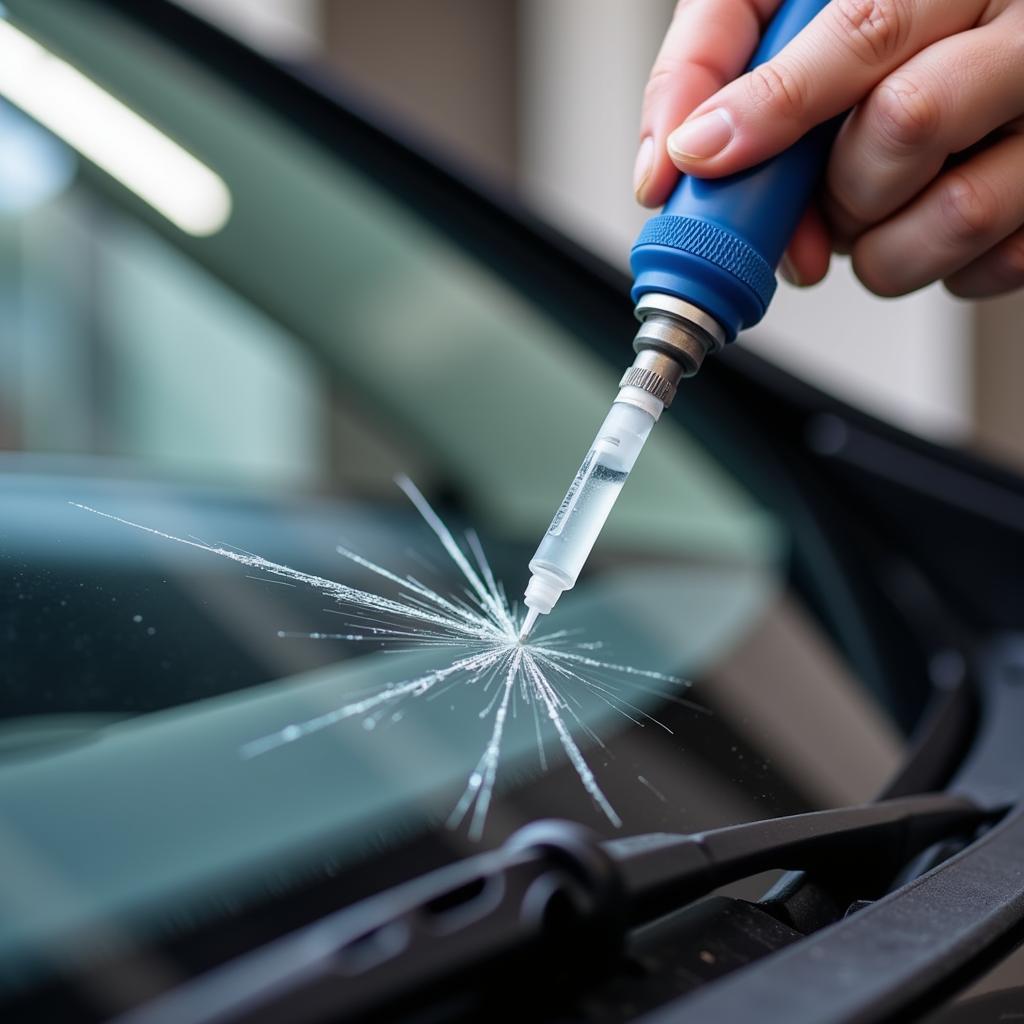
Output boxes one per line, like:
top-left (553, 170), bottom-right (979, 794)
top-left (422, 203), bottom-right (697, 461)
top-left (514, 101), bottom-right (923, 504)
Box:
top-left (524, 388), bottom-right (661, 616)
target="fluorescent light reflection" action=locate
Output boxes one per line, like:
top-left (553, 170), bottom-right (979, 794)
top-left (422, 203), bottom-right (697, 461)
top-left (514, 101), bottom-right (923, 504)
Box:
top-left (0, 18), bottom-right (232, 236)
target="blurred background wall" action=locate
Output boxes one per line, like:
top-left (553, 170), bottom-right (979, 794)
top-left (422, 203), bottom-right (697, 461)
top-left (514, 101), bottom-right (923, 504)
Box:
top-left (175, 0), bottom-right (1024, 468)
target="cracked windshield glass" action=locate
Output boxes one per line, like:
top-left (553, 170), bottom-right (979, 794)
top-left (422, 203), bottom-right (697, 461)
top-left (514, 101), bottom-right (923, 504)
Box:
top-left (0, 0), bottom-right (904, 980)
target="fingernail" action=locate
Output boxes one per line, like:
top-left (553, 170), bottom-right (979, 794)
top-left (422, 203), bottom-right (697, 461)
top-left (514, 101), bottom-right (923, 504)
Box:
top-left (633, 136), bottom-right (654, 197)
top-left (667, 109), bottom-right (734, 162)
top-left (780, 254), bottom-right (803, 287)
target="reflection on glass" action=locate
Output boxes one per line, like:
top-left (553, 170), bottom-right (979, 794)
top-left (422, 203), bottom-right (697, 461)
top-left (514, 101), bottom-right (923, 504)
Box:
top-left (0, 19), bottom-right (231, 235)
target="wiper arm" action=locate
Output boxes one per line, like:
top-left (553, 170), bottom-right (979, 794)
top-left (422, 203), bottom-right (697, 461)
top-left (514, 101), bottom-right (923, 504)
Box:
top-left (606, 792), bottom-right (990, 926)
top-left (116, 793), bottom-right (997, 1024)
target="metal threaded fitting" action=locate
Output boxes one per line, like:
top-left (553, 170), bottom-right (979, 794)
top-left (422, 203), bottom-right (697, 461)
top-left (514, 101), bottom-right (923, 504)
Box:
top-left (619, 365), bottom-right (675, 405)
top-left (627, 294), bottom-right (727, 402)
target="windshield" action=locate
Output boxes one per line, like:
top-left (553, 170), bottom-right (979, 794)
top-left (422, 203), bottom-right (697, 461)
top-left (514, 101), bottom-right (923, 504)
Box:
top-left (0, 0), bottom-right (907, 998)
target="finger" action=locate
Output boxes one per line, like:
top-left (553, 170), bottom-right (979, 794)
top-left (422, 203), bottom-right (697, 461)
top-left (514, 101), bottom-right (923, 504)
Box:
top-left (945, 227), bottom-right (1024, 299)
top-left (781, 205), bottom-right (832, 286)
top-left (636, 0), bottom-right (780, 207)
top-left (666, 0), bottom-right (987, 179)
top-left (850, 130), bottom-right (1024, 296)
top-left (826, 21), bottom-right (1024, 248)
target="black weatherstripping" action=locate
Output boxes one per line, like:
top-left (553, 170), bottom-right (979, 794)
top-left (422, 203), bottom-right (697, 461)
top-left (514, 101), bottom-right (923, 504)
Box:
top-left (106, 796), bottom-right (996, 1024)
top-left (634, 638), bottom-right (1024, 1024)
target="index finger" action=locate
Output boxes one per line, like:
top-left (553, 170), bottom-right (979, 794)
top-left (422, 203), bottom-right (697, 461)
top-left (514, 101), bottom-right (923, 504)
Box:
top-left (637, 0), bottom-right (780, 207)
top-left (666, 0), bottom-right (988, 179)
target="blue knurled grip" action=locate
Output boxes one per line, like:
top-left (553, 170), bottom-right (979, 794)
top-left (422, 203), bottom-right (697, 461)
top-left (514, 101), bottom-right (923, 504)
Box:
top-left (630, 0), bottom-right (833, 342)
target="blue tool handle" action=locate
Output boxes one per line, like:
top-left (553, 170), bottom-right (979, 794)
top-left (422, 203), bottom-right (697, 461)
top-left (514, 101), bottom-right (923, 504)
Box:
top-left (631, 0), bottom-right (833, 342)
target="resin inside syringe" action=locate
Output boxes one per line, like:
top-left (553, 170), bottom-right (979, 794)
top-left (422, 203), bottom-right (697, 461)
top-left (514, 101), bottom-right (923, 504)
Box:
top-left (520, 387), bottom-right (662, 638)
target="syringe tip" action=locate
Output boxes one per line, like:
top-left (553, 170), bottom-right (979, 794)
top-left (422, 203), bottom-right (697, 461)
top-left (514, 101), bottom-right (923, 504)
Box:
top-left (519, 607), bottom-right (541, 643)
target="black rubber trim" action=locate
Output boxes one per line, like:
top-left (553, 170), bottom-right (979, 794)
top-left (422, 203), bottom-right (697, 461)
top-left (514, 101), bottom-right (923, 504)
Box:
top-left (637, 638), bottom-right (1024, 1024)
top-left (640, 810), bottom-right (1024, 1024)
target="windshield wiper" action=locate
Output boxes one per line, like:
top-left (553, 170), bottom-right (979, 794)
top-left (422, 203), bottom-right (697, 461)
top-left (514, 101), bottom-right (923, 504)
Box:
top-left (113, 792), bottom-right (996, 1024)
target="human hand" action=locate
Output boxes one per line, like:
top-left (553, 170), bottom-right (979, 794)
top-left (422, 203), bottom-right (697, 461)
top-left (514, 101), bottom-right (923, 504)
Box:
top-left (635, 0), bottom-right (1024, 299)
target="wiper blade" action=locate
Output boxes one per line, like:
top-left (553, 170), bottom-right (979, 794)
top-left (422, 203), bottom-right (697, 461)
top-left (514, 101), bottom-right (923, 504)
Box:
top-left (115, 793), bottom-right (996, 1024)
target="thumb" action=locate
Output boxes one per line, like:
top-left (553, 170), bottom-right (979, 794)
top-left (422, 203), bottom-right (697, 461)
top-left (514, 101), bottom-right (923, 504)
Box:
top-left (636, 0), bottom-right (782, 208)
top-left (665, 0), bottom-right (982, 179)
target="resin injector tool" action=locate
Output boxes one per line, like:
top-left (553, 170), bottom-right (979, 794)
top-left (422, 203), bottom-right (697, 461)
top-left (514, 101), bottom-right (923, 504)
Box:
top-left (520, 0), bottom-right (833, 640)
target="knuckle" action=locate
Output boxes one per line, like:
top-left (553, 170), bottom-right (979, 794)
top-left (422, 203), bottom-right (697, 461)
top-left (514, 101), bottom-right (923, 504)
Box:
top-left (746, 61), bottom-right (808, 119)
top-left (830, 0), bottom-right (912, 65)
top-left (871, 75), bottom-right (942, 151)
top-left (642, 62), bottom-right (678, 108)
top-left (940, 174), bottom-right (1002, 243)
